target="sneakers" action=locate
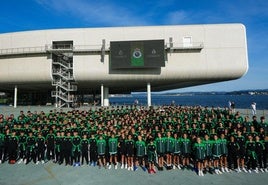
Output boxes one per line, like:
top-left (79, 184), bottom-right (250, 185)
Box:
top-left (115, 164), bottom-right (118, 170)
top-left (18, 159), bottom-right (23, 164)
top-left (73, 162), bottom-right (80, 167)
top-left (221, 167), bottom-right (225, 173)
top-left (177, 165), bottom-right (181, 170)
top-left (248, 169), bottom-right (252, 173)
top-left (148, 168), bottom-right (156, 174)
top-left (108, 164), bottom-right (112, 169)
top-left (127, 167), bottom-right (130, 171)
top-left (134, 166), bottom-right (138, 171)
top-left (254, 169), bottom-right (259, 173)
top-left (24, 159), bottom-right (27, 164)
top-left (173, 165), bottom-right (176, 170)
top-left (41, 160), bottom-right (45, 164)
top-left (142, 166), bottom-right (147, 172)
top-left (121, 164), bottom-right (124, 169)
top-left (265, 168), bottom-right (268, 173)
top-left (225, 167), bottom-right (230, 173)
top-left (36, 161), bottom-right (39, 165)
top-left (242, 167), bottom-right (248, 173)
top-left (125, 164), bottom-right (128, 169)
top-left (215, 169), bottom-right (222, 174)
top-left (198, 170), bottom-right (204, 176)
top-left (0, 160), bottom-right (2, 164)
top-left (236, 168), bottom-right (241, 173)
top-left (260, 168), bottom-right (264, 173)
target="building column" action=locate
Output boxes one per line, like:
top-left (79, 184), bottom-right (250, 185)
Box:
top-left (14, 85), bottom-right (18, 108)
top-left (147, 82), bottom-right (151, 107)
top-left (104, 87), bottom-right (109, 106)
top-left (101, 84), bottom-right (104, 106)
top-left (101, 84), bottom-right (109, 107)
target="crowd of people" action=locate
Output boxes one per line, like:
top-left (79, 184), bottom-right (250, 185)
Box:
top-left (0, 105), bottom-right (267, 176)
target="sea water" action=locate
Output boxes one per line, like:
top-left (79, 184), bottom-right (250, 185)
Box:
top-left (109, 94), bottom-right (268, 110)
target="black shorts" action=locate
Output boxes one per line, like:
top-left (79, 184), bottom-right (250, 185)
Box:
top-left (157, 153), bottom-right (165, 157)
top-left (98, 154), bottom-right (105, 159)
top-left (195, 158), bottom-right (204, 162)
top-left (165, 152), bottom-right (173, 155)
top-left (238, 149), bottom-right (246, 158)
top-left (182, 153), bottom-right (190, 158)
top-left (119, 146), bottom-right (126, 155)
top-left (126, 153), bottom-right (134, 157)
top-left (126, 149), bottom-right (134, 157)
top-left (221, 154), bottom-right (227, 157)
top-left (213, 156), bottom-right (221, 160)
top-left (136, 156), bottom-right (145, 162)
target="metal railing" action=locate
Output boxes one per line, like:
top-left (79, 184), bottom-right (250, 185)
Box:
top-left (0, 46), bottom-right (47, 55)
top-left (52, 81), bottom-right (77, 91)
top-left (51, 91), bottom-right (74, 102)
top-left (0, 41), bottom-right (204, 56)
top-left (52, 59), bottom-right (73, 69)
top-left (167, 42), bottom-right (204, 50)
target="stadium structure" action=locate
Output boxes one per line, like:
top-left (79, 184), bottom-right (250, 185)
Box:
top-left (0, 24), bottom-right (248, 108)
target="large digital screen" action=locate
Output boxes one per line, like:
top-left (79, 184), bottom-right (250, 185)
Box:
top-left (110, 40), bottom-right (165, 69)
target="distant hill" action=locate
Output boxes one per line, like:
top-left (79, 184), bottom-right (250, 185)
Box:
top-left (131, 89), bottom-right (268, 96)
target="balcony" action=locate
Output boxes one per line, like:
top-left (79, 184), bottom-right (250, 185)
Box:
top-left (166, 42), bottom-right (204, 52)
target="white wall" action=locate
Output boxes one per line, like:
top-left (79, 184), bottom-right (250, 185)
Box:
top-left (0, 24), bottom-right (248, 91)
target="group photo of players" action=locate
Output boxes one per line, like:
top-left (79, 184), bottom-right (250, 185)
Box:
top-left (0, 105), bottom-right (267, 176)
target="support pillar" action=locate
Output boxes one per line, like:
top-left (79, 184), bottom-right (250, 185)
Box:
top-left (104, 87), bottom-right (109, 106)
top-left (101, 84), bottom-right (109, 107)
top-left (147, 82), bottom-right (151, 107)
top-left (101, 84), bottom-right (104, 106)
top-left (14, 85), bottom-right (17, 108)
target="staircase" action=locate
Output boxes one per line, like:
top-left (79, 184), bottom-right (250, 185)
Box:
top-left (50, 42), bottom-right (77, 108)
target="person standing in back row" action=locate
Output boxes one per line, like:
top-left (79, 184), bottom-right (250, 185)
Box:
top-left (231, 102), bottom-right (235, 113)
top-left (251, 102), bottom-right (257, 116)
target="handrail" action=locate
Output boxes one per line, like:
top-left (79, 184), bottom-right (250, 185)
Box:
top-left (0, 42), bottom-right (204, 56)
top-left (0, 46), bottom-right (47, 55)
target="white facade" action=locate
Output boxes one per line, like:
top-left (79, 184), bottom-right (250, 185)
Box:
top-left (0, 24), bottom-right (248, 94)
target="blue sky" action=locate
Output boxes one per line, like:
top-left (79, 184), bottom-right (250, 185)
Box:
top-left (1, 0), bottom-right (268, 92)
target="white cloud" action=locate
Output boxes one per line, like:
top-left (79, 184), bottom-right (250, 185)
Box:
top-left (35, 0), bottom-right (148, 26)
top-left (165, 10), bottom-right (188, 24)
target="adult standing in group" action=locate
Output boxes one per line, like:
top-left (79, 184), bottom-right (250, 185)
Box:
top-left (231, 102), bottom-right (235, 113)
top-left (251, 102), bottom-right (257, 116)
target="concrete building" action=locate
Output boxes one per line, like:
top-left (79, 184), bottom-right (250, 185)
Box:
top-left (0, 24), bottom-right (248, 107)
